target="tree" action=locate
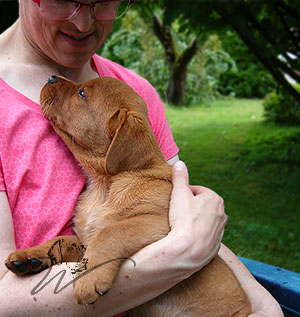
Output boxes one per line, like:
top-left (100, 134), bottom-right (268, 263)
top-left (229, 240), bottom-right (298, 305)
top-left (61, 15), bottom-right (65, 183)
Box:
top-left (152, 13), bottom-right (197, 105)
top-left (170, 0), bottom-right (300, 104)
top-left (101, 10), bottom-right (235, 105)
top-left (212, 0), bottom-right (300, 104)
top-left (134, 0), bottom-right (201, 105)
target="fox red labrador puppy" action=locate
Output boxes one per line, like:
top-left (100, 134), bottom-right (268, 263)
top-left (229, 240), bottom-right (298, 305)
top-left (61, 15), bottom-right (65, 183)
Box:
top-left (5, 76), bottom-right (251, 316)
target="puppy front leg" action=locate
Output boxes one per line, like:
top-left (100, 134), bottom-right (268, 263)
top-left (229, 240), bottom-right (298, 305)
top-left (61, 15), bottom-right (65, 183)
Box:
top-left (5, 235), bottom-right (85, 276)
top-left (73, 214), bottom-right (169, 305)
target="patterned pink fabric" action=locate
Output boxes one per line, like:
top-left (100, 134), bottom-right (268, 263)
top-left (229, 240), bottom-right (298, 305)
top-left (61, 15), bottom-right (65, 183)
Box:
top-left (0, 54), bottom-right (179, 250)
top-left (0, 79), bottom-right (85, 249)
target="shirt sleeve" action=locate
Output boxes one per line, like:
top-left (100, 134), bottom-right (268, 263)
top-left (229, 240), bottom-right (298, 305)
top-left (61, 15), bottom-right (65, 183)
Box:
top-left (143, 84), bottom-right (179, 160)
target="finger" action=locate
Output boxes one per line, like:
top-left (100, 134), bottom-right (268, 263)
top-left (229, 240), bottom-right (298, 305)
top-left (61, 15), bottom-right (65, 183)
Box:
top-left (190, 185), bottom-right (211, 195)
top-left (169, 161), bottom-right (193, 219)
top-left (190, 185), bottom-right (222, 201)
top-left (171, 161), bottom-right (190, 189)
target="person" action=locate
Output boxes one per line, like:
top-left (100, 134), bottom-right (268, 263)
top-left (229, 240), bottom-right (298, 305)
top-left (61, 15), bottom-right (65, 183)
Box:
top-left (0, 0), bottom-right (283, 316)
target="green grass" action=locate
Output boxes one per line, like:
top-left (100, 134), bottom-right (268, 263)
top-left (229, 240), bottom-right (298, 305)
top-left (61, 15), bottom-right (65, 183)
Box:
top-left (165, 98), bottom-right (300, 273)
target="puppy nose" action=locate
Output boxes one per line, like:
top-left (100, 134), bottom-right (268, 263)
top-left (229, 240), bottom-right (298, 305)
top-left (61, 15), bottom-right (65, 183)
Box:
top-left (47, 75), bottom-right (59, 85)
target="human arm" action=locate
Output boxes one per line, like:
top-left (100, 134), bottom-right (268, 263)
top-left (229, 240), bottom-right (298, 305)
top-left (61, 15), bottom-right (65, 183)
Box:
top-left (219, 245), bottom-right (283, 316)
top-left (0, 164), bottom-right (227, 317)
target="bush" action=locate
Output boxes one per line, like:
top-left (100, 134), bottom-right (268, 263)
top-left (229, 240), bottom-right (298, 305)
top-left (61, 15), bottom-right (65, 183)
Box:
top-left (185, 34), bottom-right (236, 105)
top-left (238, 132), bottom-right (300, 166)
top-left (218, 31), bottom-right (276, 98)
top-left (263, 87), bottom-right (300, 125)
top-left (219, 67), bottom-right (276, 98)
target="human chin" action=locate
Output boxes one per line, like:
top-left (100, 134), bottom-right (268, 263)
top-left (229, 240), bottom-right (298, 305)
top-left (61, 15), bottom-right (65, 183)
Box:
top-left (52, 34), bottom-right (97, 65)
top-left (52, 48), bottom-right (95, 69)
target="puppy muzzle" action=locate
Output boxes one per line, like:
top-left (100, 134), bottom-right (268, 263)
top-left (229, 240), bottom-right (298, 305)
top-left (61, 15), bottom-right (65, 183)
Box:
top-left (47, 75), bottom-right (59, 85)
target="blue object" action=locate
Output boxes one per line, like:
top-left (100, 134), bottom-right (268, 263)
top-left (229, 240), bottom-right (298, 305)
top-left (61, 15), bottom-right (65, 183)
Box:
top-left (240, 257), bottom-right (300, 316)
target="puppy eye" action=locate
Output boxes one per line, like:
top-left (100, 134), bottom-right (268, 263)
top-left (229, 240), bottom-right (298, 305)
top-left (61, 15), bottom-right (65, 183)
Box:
top-left (78, 88), bottom-right (86, 100)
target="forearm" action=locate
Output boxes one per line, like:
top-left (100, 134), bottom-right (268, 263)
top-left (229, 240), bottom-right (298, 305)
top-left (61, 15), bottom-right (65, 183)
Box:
top-left (219, 244), bottom-right (283, 316)
top-left (0, 236), bottom-right (187, 317)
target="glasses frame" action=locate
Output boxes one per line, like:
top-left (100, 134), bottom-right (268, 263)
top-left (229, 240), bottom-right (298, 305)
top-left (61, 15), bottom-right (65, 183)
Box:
top-left (32, 0), bottom-right (135, 21)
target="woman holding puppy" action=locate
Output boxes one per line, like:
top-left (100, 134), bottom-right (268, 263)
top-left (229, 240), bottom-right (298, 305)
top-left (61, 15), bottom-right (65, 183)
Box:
top-left (0, 0), bottom-right (282, 316)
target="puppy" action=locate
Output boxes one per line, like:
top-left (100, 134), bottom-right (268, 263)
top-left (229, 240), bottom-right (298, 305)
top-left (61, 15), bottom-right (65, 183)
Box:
top-left (5, 76), bottom-right (252, 316)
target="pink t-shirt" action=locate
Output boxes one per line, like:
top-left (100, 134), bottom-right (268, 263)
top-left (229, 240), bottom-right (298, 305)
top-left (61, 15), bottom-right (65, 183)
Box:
top-left (0, 54), bottom-right (179, 250)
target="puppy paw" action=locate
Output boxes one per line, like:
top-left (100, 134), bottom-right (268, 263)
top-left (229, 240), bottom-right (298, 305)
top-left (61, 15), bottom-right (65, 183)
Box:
top-left (5, 249), bottom-right (51, 276)
top-left (73, 259), bottom-right (114, 305)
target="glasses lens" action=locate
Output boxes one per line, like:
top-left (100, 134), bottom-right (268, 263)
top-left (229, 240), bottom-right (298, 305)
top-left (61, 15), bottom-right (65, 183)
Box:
top-left (39, 0), bottom-right (80, 20)
top-left (94, 0), bottom-right (130, 20)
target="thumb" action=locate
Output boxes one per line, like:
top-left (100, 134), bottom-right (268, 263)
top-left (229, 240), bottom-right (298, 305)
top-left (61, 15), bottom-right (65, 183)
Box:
top-left (169, 160), bottom-right (192, 228)
top-left (172, 160), bottom-right (190, 189)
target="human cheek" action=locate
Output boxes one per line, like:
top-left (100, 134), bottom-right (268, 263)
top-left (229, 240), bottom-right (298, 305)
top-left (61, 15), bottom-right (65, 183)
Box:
top-left (39, 22), bottom-right (62, 53)
top-left (95, 20), bottom-right (114, 47)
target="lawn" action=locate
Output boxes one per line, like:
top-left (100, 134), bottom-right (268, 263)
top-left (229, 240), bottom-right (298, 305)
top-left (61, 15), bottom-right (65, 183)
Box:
top-left (165, 98), bottom-right (300, 273)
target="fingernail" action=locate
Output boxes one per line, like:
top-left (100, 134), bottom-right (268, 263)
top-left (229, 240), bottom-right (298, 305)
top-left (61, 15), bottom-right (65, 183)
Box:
top-left (173, 160), bottom-right (186, 171)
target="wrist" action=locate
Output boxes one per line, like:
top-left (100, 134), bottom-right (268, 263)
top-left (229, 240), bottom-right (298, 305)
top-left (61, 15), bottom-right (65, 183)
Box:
top-left (152, 232), bottom-right (210, 279)
top-left (127, 234), bottom-right (195, 283)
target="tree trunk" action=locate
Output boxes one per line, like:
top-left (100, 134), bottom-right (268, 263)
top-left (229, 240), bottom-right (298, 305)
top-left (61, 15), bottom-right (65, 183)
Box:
top-left (153, 13), bottom-right (197, 105)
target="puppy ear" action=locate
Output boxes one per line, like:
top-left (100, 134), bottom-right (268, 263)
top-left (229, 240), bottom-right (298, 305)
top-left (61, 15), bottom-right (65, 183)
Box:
top-left (104, 108), bottom-right (155, 175)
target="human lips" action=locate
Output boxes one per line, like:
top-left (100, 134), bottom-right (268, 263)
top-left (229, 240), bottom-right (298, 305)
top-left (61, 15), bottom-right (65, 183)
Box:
top-left (60, 31), bottom-right (96, 47)
top-left (64, 32), bottom-right (93, 40)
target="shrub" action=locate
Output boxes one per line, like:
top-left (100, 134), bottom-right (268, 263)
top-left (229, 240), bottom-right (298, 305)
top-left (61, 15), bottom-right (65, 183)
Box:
top-left (219, 67), bottom-right (276, 98)
top-left (239, 132), bottom-right (300, 166)
top-left (185, 35), bottom-right (236, 105)
top-left (263, 87), bottom-right (300, 125)
top-left (218, 31), bottom-right (276, 98)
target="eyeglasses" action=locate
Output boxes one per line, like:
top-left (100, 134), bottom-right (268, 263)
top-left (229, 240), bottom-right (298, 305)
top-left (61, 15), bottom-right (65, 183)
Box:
top-left (32, 0), bottom-right (134, 21)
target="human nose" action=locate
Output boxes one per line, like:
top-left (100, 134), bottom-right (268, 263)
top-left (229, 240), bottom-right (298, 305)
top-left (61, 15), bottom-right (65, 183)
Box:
top-left (69, 5), bottom-right (94, 32)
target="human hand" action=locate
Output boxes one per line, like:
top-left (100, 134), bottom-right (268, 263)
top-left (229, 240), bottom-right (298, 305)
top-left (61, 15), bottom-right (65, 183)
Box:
top-left (167, 160), bottom-right (227, 274)
top-left (245, 272), bottom-right (284, 317)
top-left (248, 287), bottom-right (283, 316)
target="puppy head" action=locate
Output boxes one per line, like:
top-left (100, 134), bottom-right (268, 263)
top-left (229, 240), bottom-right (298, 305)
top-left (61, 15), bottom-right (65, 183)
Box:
top-left (40, 76), bottom-right (165, 177)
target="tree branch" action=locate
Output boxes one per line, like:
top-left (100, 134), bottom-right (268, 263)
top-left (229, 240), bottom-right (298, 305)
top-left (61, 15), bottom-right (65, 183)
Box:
top-left (277, 0), bottom-right (300, 22)
top-left (212, 4), bottom-right (300, 103)
top-left (243, 6), bottom-right (300, 79)
top-left (275, 5), bottom-right (300, 58)
top-left (152, 12), bottom-right (176, 68)
top-left (175, 36), bottom-right (197, 72)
